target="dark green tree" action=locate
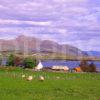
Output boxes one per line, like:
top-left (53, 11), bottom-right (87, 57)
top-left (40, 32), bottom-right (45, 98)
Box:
top-left (7, 54), bottom-right (15, 66)
top-left (23, 58), bottom-right (37, 68)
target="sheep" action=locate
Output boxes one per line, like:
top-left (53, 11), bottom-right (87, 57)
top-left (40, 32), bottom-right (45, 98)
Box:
top-left (56, 76), bottom-right (60, 79)
top-left (27, 76), bottom-right (33, 81)
top-left (22, 74), bottom-right (25, 78)
top-left (39, 76), bottom-right (44, 81)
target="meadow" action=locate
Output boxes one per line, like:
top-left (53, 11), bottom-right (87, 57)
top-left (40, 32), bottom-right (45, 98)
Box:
top-left (0, 67), bottom-right (100, 100)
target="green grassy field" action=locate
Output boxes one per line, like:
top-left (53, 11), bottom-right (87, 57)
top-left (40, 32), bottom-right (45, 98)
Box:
top-left (0, 68), bottom-right (100, 100)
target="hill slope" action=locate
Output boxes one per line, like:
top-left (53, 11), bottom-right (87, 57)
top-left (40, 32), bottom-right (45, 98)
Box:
top-left (86, 51), bottom-right (100, 57)
top-left (0, 35), bottom-right (87, 56)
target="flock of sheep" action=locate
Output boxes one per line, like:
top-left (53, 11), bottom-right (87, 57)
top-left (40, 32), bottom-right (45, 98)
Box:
top-left (22, 74), bottom-right (45, 81)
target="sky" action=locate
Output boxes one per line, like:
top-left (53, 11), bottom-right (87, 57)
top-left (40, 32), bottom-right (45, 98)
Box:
top-left (0, 0), bottom-right (100, 51)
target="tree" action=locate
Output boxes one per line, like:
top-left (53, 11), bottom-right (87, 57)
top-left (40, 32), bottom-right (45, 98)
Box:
top-left (23, 58), bottom-right (37, 68)
top-left (80, 60), bottom-right (89, 72)
top-left (80, 61), bottom-right (97, 72)
top-left (14, 56), bottom-right (22, 67)
top-left (89, 63), bottom-right (96, 72)
top-left (7, 54), bottom-right (15, 66)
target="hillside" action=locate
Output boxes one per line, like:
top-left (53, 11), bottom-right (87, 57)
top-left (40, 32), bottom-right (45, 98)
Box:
top-left (0, 35), bottom-right (87, 56)
top-left (86, 51), bottom-right (100, 57)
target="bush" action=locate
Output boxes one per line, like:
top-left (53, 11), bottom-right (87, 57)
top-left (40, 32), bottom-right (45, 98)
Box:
top-left (80, 60), bottom-right (89, 72)
top-left (80, 60), bottom-right (96, 72)
top-left (7, 54), bottom-right (15, 66)
top-left (89, 63), bottom-right (96, 72)
top-left (23, 58), bottom-right (37, 69)
top-left (14, 56), bottom-right (22, 67)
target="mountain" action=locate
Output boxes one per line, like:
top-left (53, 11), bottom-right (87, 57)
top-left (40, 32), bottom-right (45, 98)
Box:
top-left (0, 35), bottom-right (87, 56)
top-left (86, 51), bottom-right (100, 57)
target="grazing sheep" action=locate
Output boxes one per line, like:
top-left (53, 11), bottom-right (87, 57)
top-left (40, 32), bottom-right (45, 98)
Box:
top-left (22, 74), bottom-right (25, 78)
top-left (56, 76), bottom-right (60, 79)
top-left (27, 76), bottom-right (33, 81)
top-left (39, 76), bottom-right (44, 81)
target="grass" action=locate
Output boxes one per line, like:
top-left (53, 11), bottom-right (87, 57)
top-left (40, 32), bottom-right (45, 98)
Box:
top-left (0, 67), bottom-right (100, 100)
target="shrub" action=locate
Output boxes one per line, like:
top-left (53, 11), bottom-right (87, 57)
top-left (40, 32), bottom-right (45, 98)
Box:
top-left (80, 60), bottom-right (89, 72)
top-left (23, 58), bottom-right (37, 69)
top-left (89, 63), bottom-right (96, 72)
top-left (14, 56), bottom-right (22, 67)
top-left (80, 61), bottom-right (96, 72)
top-left (7, 54), bottom-right (15, 66)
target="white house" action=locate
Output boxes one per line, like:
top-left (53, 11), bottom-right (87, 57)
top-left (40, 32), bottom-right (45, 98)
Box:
top-left (35, 61), bottom-right (43, 71)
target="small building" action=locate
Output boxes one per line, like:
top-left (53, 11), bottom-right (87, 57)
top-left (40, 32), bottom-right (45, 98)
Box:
top-left (52, 66), bottom-right (69, 71)
top-left (35, 61), bottom-right (43, 71)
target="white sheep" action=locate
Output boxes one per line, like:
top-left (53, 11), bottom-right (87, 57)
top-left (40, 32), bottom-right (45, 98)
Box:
top-left (22, 74), bottom-right (25, 78)
top-left (56, 76), bottom-right (60, 79)
top-left (39, 76), bottom-right (44, 81)
top-left (27, 76), bottom-right (33, 81)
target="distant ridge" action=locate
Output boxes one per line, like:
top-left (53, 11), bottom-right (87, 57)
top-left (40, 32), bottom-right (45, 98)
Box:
top-left (86, 51), bottom-right (100, 57)
top-left (0, 35), bottom-right (87, 56)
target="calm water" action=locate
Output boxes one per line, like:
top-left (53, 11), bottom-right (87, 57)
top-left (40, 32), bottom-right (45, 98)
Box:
top-left (42, 60), bottom-right (100, 69)
top-left (1, 58), bottom-right (100, 71)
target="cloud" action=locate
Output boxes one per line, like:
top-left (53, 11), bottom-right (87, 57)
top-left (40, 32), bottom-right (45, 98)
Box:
top-left (0, 19), bottom-right (52, 26)
top-left (0, 5), bottom-right (6, 9)
top-left (53, 0), bottom-right (88, 3)
top-left (0, 0), bottom-right (99, 51)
